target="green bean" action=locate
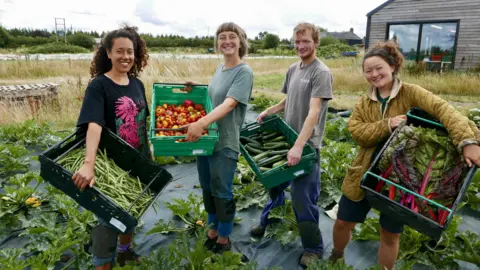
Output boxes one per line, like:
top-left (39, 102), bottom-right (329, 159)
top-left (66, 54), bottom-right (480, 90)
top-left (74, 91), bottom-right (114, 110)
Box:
top-left (58, 148), bottom-right (154, 219)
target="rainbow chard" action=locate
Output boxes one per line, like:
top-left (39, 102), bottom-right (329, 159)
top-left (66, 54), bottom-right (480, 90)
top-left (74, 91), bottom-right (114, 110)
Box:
top-left (419, 150), bottom-right (439, 196)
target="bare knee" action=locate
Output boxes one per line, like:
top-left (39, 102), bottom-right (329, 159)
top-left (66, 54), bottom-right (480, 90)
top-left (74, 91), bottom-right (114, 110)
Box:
top-left (380, 228), bottom-right (400, 247)
top-left (335, 219), bottom-right (357, 232)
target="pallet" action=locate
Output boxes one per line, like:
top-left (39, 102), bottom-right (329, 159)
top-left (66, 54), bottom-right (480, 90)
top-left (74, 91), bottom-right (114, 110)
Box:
top-left (0, 83), bottom-right (60, 116)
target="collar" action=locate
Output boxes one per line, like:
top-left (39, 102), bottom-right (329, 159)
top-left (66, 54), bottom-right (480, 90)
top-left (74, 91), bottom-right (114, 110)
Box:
top-left (367, 77), bottom-right (402, 102)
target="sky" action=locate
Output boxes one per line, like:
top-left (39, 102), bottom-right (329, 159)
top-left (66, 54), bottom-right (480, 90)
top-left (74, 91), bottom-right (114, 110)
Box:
top-left (0, 0), bottom-right (387, 39)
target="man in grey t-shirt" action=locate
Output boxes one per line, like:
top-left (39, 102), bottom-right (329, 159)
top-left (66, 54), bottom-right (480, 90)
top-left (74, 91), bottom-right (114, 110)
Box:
top-left (250, 22), bottom-right (333, 267)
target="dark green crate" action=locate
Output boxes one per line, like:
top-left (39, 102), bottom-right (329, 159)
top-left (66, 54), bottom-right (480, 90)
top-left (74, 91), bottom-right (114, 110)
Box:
top-left (360, 107), bottom-right (478, 241)
top-left (148, 83), bottom-right (219, 157)
top-left (39, 128), bottom-right (173, 234)
top-left (239, 115), bottom-right (318, 189)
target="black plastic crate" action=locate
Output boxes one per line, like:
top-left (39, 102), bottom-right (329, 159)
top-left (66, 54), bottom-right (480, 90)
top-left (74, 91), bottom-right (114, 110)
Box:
top-left (39, 128), bottom-right (173, 234)
top-left (360, 107), bottom-right (478, 241)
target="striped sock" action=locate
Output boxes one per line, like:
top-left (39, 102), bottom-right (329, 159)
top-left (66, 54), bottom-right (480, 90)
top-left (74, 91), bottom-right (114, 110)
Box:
top-left (118, 243), bottom-right (131, 252)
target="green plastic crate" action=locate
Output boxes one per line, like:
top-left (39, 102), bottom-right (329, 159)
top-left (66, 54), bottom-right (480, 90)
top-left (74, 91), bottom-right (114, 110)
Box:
top-left (239, 115), bottom-right (318, 189)
top-left (148, 83), bottom-right (219, 157)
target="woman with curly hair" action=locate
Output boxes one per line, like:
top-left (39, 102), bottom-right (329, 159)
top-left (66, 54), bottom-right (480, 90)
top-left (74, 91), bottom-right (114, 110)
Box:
top-left (330, 40), bottom-right (480, 270)
top-left (72, 25), bottom-right (150, 269)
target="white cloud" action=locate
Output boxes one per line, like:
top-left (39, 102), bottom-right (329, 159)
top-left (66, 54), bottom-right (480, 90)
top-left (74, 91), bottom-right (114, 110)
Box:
top-left (1, 0), bottom-right (387, 39)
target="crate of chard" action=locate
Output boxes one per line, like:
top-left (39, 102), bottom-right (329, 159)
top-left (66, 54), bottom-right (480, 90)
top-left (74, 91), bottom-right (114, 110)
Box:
top-left (239, 114), bottom-right (318, 189)
top-left (148, 83), bottom-right (219, 157)
top-left (360, 108), bottom-right (478, 241)
top-left (39, 128), bottom-right (173, 234)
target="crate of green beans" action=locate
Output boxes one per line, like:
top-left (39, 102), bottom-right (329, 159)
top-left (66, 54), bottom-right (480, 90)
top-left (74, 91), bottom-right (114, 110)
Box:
top-left (39, 128), bottom-right (173, 234)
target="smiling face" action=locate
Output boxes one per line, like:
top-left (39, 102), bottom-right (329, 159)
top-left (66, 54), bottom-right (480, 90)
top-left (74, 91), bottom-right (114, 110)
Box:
top-left (294, 29), bottom-right (317, 60)
top-left (217, 31), bottom-right (241, 57)
top-left (363, 56), bottom-right (395, 89)
top-left (107, 37), bottom-right (134, 74)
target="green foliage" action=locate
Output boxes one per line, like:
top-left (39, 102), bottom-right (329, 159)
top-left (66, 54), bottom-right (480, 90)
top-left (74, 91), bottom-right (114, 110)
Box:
top-left (316, 43), bottom-right (356, 58)
top-left (468, 108), bottom-right (480, 126)
top-left (319, 36), bottom-right (341, 47)
top-left (250, 94), bottom-right (279, 113)
top-left (20, 42), bottom-right (89, 54)
top-left (263, 34), bottom-right (280, 49)
top-left (67, 32), bottom-right (95, 49)
top-left (0, 26), bottom-right (12, 48)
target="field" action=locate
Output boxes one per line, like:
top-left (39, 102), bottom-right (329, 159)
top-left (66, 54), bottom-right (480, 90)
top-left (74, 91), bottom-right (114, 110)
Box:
top-left (1, 54), bottom-right (480, 127)
top-left (1, 54), bottom-right (480, 269)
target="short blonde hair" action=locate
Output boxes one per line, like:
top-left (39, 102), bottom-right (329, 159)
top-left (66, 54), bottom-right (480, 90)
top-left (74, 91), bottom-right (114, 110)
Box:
top-left (293, 22), bottom-right (321, 45)
top-left (214, 22), bottom-right (249, 58)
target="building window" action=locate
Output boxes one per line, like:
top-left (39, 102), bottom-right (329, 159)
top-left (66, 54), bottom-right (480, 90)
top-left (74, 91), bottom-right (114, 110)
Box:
top-left (389, 24), bottom-right (420, 61)
top-left (387, 21), bottom-right (459, 70)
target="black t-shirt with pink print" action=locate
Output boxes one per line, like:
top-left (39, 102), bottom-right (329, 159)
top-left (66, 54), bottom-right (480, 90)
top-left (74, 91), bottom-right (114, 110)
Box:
top-left (77, 74), bottom-right (151, 159)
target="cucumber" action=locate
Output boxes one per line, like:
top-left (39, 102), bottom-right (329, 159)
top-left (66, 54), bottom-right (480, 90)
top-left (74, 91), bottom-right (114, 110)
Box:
top-left (260, 167), bottom-right (270, 173)
top-left (272, 159), bottom-right (288, 168)
top-left (245, 144), bottom-right (263, 155)
top-left (268, 149), bottom-right (289, 156)
top-left (258, 155), bottom-right (284, 167)
top-left (265, 135), bottom-right (286, 143)
top-left (263, 142), bottom-right (290, 150)
top-left (262, 130), bottom-right (276, 136)
top-left (257, 157), bottom-right (270, 164)
top-left (240, 136), bottom-right (261, 147)
top-left (253, 151), bottom-right (270, 162)
top-left (263, 132), bottom-right (281, 141)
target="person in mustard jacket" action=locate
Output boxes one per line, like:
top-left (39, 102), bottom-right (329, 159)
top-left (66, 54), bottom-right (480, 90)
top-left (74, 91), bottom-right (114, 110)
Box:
top-left (329, 41), bottom-right (480, 270)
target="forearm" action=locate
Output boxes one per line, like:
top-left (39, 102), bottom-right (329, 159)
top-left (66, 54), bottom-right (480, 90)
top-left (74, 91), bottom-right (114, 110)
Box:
top-left (84, 122), bottom-right (102, 168)
top-left (197, 98), bottom-right (237, 127)
top-left (294, 108), bottom-right (320, 148)
top-left (267, 98), bottom-right (286, 115)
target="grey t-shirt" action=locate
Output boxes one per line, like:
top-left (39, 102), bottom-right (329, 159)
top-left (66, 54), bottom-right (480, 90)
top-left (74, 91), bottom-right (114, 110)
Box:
top-left (209, 63), bottom-right (253, 154)
top-left (281, 58), bottom-right (334, 149)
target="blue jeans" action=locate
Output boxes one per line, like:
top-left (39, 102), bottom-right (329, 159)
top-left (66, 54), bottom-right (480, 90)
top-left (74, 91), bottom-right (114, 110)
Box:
top-left (259, 157), bottom-right (323, 254)
top-left (197, 147), bottom-right (238, 237)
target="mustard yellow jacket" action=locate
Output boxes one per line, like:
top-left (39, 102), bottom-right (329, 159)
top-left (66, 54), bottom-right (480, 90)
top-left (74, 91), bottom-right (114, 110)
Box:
top-left (341, 78), bottom-right (480, 202)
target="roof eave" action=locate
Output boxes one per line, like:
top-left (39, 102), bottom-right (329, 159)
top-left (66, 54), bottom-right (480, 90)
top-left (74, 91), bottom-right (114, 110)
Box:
top-left (367, 0), bottom-right (395, 17)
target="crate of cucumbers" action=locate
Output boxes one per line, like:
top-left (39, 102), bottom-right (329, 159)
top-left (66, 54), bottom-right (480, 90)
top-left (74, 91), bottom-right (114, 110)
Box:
top-left (360, 108), bottom-right (478, 241)
top-left (239, 114), bottom-right (318, 189)
top-left (39, 127), bottom-right (173, 234)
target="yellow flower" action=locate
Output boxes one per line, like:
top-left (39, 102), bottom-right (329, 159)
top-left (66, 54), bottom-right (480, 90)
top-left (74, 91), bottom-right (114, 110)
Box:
top-left (196, 220), bottom-right (204, 226)
top-left (26, 197), bottom-right (39, 206)
top-left (32, 201), bottom-right (41, 208)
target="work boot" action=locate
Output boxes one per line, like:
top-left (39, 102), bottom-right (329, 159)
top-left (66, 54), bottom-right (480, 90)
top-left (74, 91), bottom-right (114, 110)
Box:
top-left (250, 224), bottom-right (266, 237)
top-left (328, 249), bottom-right (344, 263)
top-left (204, 235), bottom-right (218, 251)
top-left (117, 247), bottom-right (141, 267)
top-left (299, 251), bottom-right (320, 268)
top-left (212, 238), bottom-right (232, 254)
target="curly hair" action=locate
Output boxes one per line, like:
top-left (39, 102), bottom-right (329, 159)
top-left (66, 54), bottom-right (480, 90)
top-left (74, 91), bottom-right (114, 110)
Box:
top-left (363, 40), bottom-right (404, 75)
top-left (89, 24), bottom-right (149, 78)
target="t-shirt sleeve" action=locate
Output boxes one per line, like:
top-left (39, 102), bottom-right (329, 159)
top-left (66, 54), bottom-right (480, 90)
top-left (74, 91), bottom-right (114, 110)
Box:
top-left (76, 80), bottom-right (106, 130)
top-left (311, 70), bottom-right (334, 100)
top-left (281, 68), bottom-right (291, 94)
top-left (226, 67), bottom-right (253, 106)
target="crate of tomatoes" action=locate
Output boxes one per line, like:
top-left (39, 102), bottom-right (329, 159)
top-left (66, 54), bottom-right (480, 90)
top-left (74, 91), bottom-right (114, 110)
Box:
top-left (148, 83), bottom-right (219, 157)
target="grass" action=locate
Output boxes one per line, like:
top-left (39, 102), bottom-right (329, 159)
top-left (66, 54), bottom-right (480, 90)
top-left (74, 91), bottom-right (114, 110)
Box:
top-left (0, 55), bottom-right (479, 127)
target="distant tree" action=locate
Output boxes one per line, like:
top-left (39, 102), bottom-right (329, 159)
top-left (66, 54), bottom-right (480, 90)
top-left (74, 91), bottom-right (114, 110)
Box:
top-left (317, 26), bottom-right (328, 33)
top-left (263, 33), bottom-right (280, 49)
top-left (68, 32), bottom-right (95, 49)
top-left (0, 26), bottom-right (12, 47)
top-left (256, 31), bottom-right (269, 41)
